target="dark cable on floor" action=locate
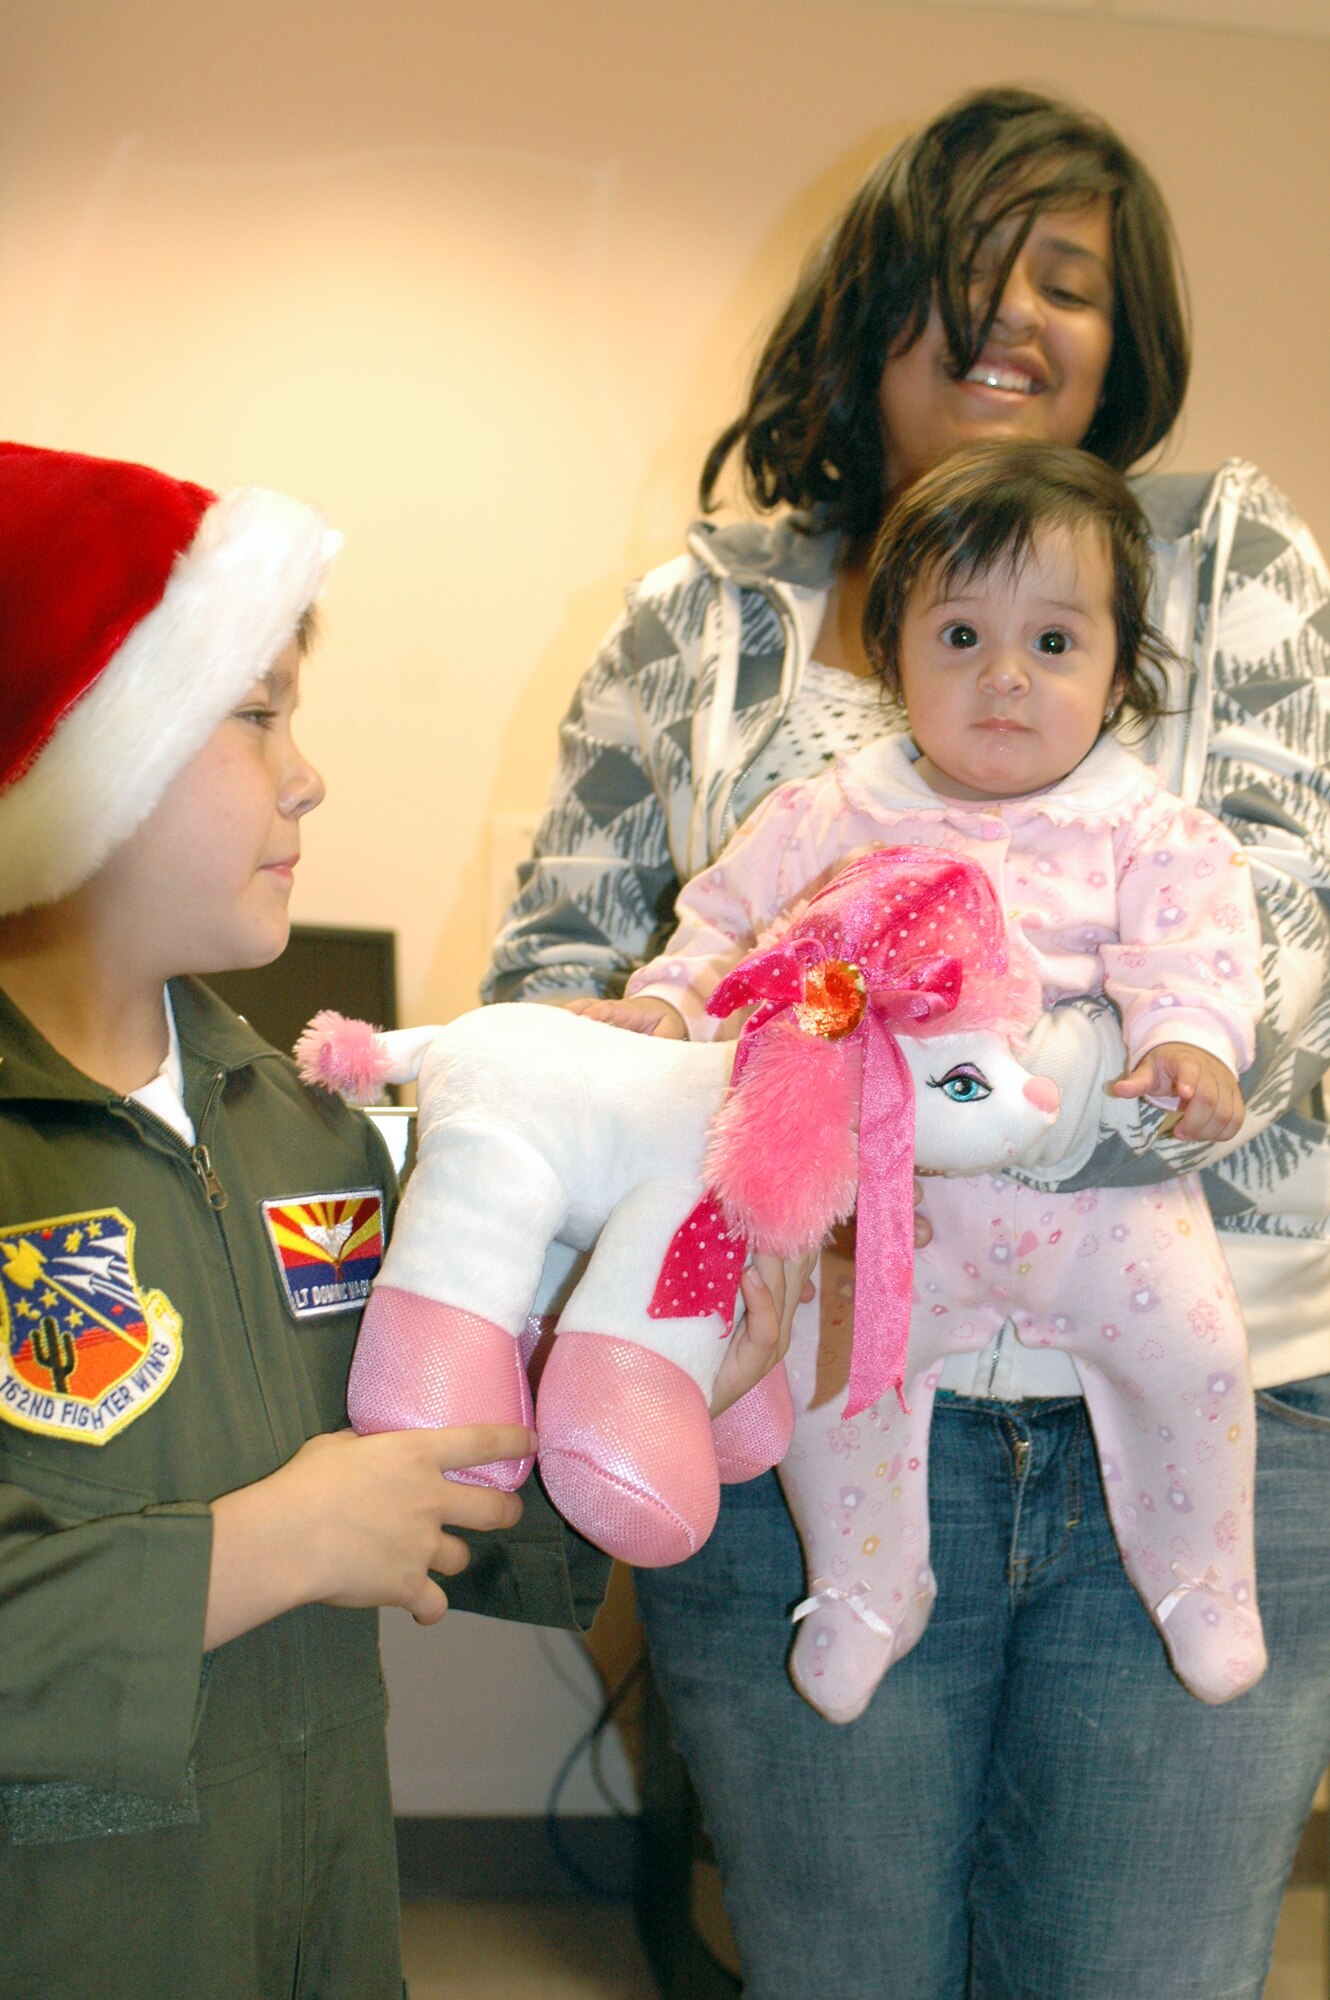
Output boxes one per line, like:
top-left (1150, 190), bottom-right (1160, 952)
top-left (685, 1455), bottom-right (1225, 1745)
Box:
top-left (544, 1652), bottom-right (646, 1899)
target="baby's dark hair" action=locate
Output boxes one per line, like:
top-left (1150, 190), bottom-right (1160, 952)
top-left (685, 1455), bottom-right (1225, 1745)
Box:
top-left (864, 439), bottom-right (1172, 728)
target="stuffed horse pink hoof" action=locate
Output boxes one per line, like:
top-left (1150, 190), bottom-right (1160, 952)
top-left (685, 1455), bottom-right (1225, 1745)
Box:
top-left (535, 1331), bottom-right (720, 1565)
top-left (347, 1286), bottom-right (535, 1489)
top-left (711, 1364), bottom-right (795, 1483)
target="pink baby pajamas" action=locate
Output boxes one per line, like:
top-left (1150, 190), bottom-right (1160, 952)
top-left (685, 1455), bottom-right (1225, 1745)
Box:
top-left (629, 732), bottom-right (1267, 1717)
top-left (784, 1172), bottom-right (1263, 1719)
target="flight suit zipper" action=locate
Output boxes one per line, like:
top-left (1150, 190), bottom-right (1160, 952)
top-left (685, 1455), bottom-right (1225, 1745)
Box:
top-left (190, 1142), bottom-right (228, 1209)
top-left (118, 1070), bottom-right (232, 1208)
top-left (119, 1064), bottom-right (309, 1736)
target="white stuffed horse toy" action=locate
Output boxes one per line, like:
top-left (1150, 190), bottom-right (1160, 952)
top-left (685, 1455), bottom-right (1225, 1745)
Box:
top-left (297, 849), bottom-right (1059, 1570)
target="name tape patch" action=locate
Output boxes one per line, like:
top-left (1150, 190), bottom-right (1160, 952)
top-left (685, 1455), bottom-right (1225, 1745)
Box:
top-left (261, 1189), bottom-right (384, 1320)
top-left (0, 1209), bottom-right (183, 1444)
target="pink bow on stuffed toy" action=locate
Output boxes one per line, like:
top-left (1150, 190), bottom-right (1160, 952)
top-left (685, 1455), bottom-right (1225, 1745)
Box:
top-left (697, 847), bottom-right (1034, 1417)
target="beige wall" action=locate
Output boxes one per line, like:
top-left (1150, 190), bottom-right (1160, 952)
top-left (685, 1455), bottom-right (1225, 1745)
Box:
top-left (3, 0), bottom-right (1327, 1035)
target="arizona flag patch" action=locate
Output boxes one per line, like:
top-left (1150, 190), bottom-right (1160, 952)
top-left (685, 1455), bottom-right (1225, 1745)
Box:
top-left (0, 1209), bottom-right (183, 1444)
top-left (261, 1189), bottom-right (384, 1320)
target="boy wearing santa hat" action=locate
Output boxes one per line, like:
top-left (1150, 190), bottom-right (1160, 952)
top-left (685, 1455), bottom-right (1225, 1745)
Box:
top-left (0, 442), bottom-right (536, 1998)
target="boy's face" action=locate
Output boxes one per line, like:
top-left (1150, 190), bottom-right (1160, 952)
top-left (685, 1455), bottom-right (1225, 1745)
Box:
top-left (95, 639), bottom-right (324, 977)
top-left (898, 524), bottom-right (1121, 802)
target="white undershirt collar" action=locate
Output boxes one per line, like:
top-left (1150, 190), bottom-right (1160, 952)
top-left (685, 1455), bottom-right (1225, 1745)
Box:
top-left (127, 989), bottom-right (195, 1144)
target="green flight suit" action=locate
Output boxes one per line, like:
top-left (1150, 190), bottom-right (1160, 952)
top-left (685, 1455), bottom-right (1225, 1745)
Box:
top-left (0, 978), bottom-right (610, 1999)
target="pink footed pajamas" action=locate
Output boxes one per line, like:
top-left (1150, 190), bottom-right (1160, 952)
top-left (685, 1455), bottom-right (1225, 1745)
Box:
top-left (630, 731), bottom-right (1267, 1716)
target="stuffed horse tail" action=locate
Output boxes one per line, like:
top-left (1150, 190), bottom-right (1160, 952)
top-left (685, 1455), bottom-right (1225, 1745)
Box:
top-left (295, 1011), bottom-right (435, 1099)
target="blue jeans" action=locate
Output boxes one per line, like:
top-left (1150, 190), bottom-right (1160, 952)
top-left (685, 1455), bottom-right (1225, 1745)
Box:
top-left (634, 1378), bottom-right (1330, 2000)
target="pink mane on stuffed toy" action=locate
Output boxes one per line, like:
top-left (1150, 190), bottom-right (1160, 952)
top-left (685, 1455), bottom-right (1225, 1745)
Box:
top-left (700, 846), bottom-right (1041, 1414)
top-left (703, 845), bottom-right (1038, 1251)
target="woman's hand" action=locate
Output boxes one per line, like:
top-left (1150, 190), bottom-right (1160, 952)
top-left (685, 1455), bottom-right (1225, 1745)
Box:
top-left (710, 1251), bottom-right (815, 1415)
top-left (565, 994), bottom-right (688, 1038)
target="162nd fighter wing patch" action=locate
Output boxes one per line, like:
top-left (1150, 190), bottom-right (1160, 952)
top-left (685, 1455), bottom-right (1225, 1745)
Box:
top-left (0, 1208), bottom-right (183, 1443)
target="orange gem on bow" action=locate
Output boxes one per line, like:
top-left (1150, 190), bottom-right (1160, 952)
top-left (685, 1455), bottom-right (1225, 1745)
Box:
top-left (794, 959), bottom-right (867, 1040)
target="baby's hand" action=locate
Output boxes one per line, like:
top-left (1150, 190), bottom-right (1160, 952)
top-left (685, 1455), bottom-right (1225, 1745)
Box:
top-left (710, 1252), bottom-right (816, 1416)
top-left (565, 995), bottom-right (687, 1039)
top-left (1110, 1042), bottom-right (1243, 1143)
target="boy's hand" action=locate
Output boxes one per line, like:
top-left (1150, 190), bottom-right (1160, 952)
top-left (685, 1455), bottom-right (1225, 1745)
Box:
top-left (205, 1423), bottom-right (533, 1647)
top-left (1110, 1042), bottom-right (1244, 1143)
top-left (565, 994), bottom-right (687, 1038)
top-left (286, 1425), bottom-right (531, 1622)
top-left (710, 1251), bottom-right (815, 1415)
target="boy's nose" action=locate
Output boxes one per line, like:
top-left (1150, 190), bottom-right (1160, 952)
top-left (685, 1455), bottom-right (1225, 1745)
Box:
top-left (284, 750), bottom-right (325, 818)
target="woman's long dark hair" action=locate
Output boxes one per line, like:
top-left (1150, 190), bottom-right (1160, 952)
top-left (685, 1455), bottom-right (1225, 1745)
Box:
top-left (700, 87), bottom-right (1190, 543)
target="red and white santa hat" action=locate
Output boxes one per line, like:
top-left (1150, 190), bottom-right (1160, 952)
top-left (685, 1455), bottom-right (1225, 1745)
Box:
top-left (0, 441), bottom-right (340, 918)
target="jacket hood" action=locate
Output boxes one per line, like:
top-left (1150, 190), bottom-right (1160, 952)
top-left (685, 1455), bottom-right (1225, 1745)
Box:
top-left (686, 515), bottom-right (840, 593)
top-left (684, 468), bottom-right (1214, 596)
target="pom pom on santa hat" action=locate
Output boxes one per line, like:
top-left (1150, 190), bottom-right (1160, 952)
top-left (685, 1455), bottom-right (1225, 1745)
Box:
top-left (0, 441), bottom-right (340, 918)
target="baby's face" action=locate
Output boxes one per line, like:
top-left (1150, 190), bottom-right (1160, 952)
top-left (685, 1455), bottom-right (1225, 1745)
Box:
top-left (898, 525), bottom-right (1121, 803)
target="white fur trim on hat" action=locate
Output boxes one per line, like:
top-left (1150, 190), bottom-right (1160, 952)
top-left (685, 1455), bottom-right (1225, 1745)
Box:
top-left (0, 486), bottom-right (339, 917)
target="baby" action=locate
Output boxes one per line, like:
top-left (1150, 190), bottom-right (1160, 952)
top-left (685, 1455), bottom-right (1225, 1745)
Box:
top-left (585, 439), bottom-right (1266, 1717)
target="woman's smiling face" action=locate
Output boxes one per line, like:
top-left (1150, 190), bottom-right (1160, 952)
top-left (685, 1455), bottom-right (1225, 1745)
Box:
top-left (878, 199), bottom-right (1115, 500)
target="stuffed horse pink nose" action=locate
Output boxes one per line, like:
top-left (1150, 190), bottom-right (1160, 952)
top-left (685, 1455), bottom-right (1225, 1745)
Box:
top-left (1023, 1073), bottom-right (1060, 1115)
top-left (296, 848), bottom-right (1058, 1568)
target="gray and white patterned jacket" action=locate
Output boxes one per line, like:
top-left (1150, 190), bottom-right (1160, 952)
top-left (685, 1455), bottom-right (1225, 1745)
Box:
top-left (485, 464), bottom-right (1330, 1338)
